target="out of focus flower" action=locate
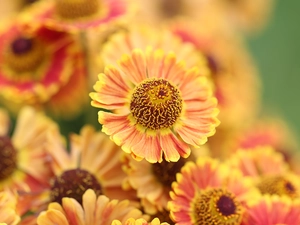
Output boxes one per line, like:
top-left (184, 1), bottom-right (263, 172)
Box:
top-left (227, 146), bottom-right (300, 199)
top-left (37, 189), bottom-right (144, 225)
top-left (0, 106), bottom-right (57, 192)
top-left (0, 22), bottom-right (86, 118)
top-left (90, 48), bottom-right (219, 163)
top-left (122, 153), bottom-right (197, 218)
top-left (112, 218), bottom-right (170, 225)
top-left (0, 190), bottom-right (20, 225)
top-left (169, 157), bottom-right (259, 225)
top-left (242, 195), bottom-right (300, 225)
top-left (20, 0), bottom-right (134, 33)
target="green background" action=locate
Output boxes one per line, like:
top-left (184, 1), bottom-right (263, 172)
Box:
top-left (247, 0), bottom-right (300, 139)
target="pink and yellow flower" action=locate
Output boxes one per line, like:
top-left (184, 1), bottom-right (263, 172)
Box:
top-left (0, 21), bottom-right (85, 117)
top-left (20, 0), bottom-right (134, 33)
top-left (0, 106), bottom-right (57, 192)
top-left (242, 195), bottom-right (300, 225)
top-left (90, 47), bottom-right (219, 163)
top-left (169, 157), bottom-right (259, 225)
top-left (37, 189), bottom-right (144, 225)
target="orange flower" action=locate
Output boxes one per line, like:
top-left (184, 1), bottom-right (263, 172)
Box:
top-left (0, 106), bottom-right (57, 192)
top-left (0, 22), bottom-right (86, 118)
top-left (37, 189), bottom-right (145, 225)
top-left (90, 48), bottom-right (219, 163)
top-left (169, 157), bottom-right (259, 225)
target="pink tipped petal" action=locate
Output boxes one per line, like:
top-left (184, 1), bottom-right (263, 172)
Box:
top-left (160, 133), bottom-right (190, 162)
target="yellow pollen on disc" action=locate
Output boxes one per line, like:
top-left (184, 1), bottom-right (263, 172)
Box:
top-left (192, 188), bottom-right (243, 225)
top-left (257, 175), bottom-right (297, 198)
top-left (130, 78), bottom-right (183, 130)
top-left (55, 0), bottom-right (100, 19)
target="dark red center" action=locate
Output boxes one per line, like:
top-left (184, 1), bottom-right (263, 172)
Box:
top-left (0, 136), bottom-right (17, 181)
top-left (11, 37), bottom-right (33, 55)
top-left (216, 195), bottom-right (236, 216)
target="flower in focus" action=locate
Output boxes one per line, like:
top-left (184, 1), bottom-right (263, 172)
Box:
top-left (169, 157), bottom-right (259, 225)
top-left (112, 217), bottom-right (170, 225)
top-left (90, 48), bottom-right (219, 163)
top-left (20, 0), bottom-right (134, 32)
top-left (37, 189), bottom-right (145, 225)
top-left (0, 21), bottom-right (86, 118)
top-left (0, 106), bottom-right (57, 192)
top-left (242, 195), bottom-right (300, 225)
top-left (0, 190), bottom-right (20, 225)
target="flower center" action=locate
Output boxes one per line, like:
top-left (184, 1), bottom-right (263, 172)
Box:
top-left (4, 36), bottom-right (45, 74)
top-left (257, 175), bottom-right (297, 198)
top-left (193, 188), bottom-right (243, 225)
top-left (0, 136), bottom-right (17, 181)
top-left (55, 0), bottom-right (100, 19)
top-left (158, 0), bottom-right (183, 18)
top-left (50, 168), bottom-right (103, 205)
top-left (206, 54), bottom-right (219, 75)
top-left (152, 158), bottom-right (186, 188)
top-left (130, 78), bottom-right (183, 130)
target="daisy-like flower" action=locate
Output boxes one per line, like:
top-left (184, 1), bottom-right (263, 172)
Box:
top-left (19, 0), bottom-right (134, 33)
top-left (37, 189), bottom-right (144, 225)
top-left (0, 106), bottom-right (57, 192)
top-left (0, 21), bottom-right (86, 118)
top-left (227, 146), bottom-right (300, 199)
top-left (169, 157), bottom-right (259, 225)
top-left (0, 190), bottom-right (20, 225)
top-left (90, 48), bottom-right (219, 163)
top-left (112, 217), bottom-right (170, 225)
top-left (24, 124), bottom-right (139, 216)
top-left (242, 195), bottom-right (300, 225)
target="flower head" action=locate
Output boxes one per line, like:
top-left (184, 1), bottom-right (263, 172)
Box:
top-left (0, 21), bottom-right (85, 117)
top-left (169, 157), bottom-right (259, 225)
top-left (0, 106), bottom-right (57, 192)
top-left (112, 218), bottom-right (170, 225)
top-left (90, 48), bottom-right (219, 163)
top-left (0, 190), bottom-right (20, 225)
top-left (37, 189), bottom-right (145, 225)
top-left (20, 0), bottom-right (134, 32)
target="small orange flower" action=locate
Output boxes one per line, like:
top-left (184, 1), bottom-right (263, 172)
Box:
top-left (37, 189), bottom-right (145, 225)
top-left (169, 157), bottom-right (259, 225)
top-left (90, 48), bottom-right (219, 163)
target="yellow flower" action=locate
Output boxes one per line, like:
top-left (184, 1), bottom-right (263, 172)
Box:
top-left (90, 48), bottom-right (219, 163)
top-left (112, 217), bottom-right (170, 225)
top-left (37, 189), bottom-right (145, 225)
top-left (0, 190), bottom-right (20, 225)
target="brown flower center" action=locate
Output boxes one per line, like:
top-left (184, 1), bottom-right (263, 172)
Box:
top-left (193, 188), bottom-right (243, 225)
top-left (152, 158), bottom-right (186, 188)
top-left (50, 168), bottom-right (103, 205)
top-left (4, 36), bottom-right (45, 75)
top-left (0, 136), bottom-right (17, 181)
top-left (130, 78), bottom-right (182, 130)
top-left (55, 0), bottom-right (100, 19)
top-left (158, 0), bottom-right (184, 18)
top-left (257, 175), bottom-right (297, 198)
